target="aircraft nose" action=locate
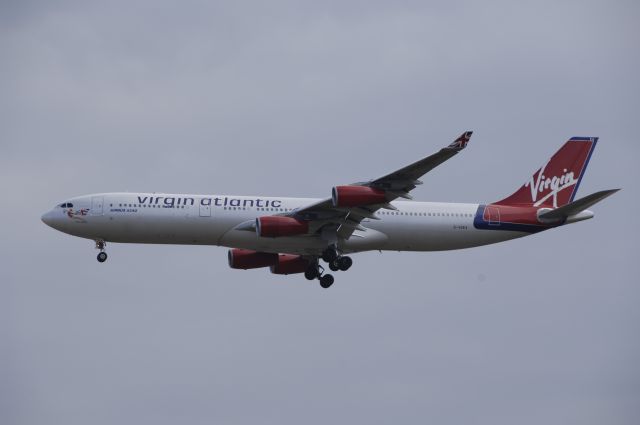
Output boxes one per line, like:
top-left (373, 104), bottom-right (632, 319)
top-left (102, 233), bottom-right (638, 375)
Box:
top-left (41, 210), bottom-right (55, 227)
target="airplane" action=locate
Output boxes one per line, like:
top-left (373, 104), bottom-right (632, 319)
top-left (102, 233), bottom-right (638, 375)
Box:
top-left (41, 132), bottom-right (618, 288)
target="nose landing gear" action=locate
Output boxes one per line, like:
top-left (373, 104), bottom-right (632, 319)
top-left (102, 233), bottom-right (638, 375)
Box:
top-left (95, 240), bottom-right (108, 263)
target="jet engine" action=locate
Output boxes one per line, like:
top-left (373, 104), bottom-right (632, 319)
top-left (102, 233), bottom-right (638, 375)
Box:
top-left (332, 185), bottom-right (387, 207)
top-left (256, 216), bottom-right (309, 237)
top-left (270, 254), bottom-right (310, 275)
top-left (228, 249), bottom-right (278, 269)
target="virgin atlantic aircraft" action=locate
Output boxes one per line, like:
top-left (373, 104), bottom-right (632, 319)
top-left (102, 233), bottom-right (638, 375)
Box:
top-left (41, 132), bottom-right (618, 288)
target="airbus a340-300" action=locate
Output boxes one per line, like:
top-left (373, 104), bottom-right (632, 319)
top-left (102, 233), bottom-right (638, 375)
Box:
top-left (42, 132), bottom-right (618, 288)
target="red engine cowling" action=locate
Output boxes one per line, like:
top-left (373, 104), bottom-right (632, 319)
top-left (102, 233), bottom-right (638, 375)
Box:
top-left (332, 185), bottom-right (387, 207)
top-left (228, 249), bottom-right (278, 269)
top-left (270, 254), bottom-right (310, 275)
top-left (256, 216), bottom-right (309, 238)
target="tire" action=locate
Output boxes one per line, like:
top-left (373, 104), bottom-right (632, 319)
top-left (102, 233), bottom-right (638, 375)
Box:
top-left (304, 267), bottom-right (318, 280)
top-left (337, 256), bottom-right (352, 271)
top-left (97, 252), bottom-right (108, 263)
top-left (319, 274), bottom-right (334, 288)
top-left (328, 261), bottom-right (340, 271)
top-left (321, 248), bottom-right (338, 263)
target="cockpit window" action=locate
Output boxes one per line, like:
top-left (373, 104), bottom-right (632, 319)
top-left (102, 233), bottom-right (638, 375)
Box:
top-left (59, 202), bottom-right (73, 208)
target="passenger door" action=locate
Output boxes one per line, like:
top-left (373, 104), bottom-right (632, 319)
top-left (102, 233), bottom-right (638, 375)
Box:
top-left (91, 196), bottom-right (104, 216)
top-left (199, 201), bottom-right (211, 217)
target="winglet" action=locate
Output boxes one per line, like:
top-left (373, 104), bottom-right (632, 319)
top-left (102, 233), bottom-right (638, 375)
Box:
top-left (446, 131), bottom-right (473, 151)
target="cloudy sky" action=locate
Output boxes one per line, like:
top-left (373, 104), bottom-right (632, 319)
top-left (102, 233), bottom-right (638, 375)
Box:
top-left (1, 1), bottom-right (638, 424)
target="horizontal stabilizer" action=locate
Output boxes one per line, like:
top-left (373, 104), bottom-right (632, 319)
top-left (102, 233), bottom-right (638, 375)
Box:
top-left (538, 189), bottom-right (620, 221)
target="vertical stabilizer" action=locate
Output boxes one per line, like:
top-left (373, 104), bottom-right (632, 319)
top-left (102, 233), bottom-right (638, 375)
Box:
top-left (495, 137), bottom-right (598, 208)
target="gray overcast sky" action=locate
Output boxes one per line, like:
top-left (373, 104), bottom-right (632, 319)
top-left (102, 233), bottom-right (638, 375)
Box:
top-left (1, 1), bottom-right (638, 424)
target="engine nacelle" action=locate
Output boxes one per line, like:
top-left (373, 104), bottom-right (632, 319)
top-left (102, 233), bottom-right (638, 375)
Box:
top-left (256, 216), bottom-right (309, 238)
top-left (332, 185), bottom-right (387, 207)
top-left (270, 254), bottom-right (310, 275)
top-left (228, 249), bottom-right (278, 269)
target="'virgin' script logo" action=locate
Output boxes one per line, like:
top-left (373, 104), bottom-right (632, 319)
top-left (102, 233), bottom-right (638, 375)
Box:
top-left (526, 165), bottom-right (576, 208)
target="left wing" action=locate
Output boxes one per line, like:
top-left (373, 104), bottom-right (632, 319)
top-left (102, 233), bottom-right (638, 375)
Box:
top-left (289, 131), bottom-right (473, 240)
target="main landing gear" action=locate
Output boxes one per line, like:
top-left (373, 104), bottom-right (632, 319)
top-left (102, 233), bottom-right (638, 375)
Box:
top-left (319, 274), bottom-right (335, 288)
top-left (95, 240), bottom-right (108, 263)
top-left (306, 246), bottom-right (353, 289)
top-left (328, 256), bottom-right (353, 272)
top-left (304, 262), bottom-right (334, 288)
top-left (323, 246), bottom-right (352, 272)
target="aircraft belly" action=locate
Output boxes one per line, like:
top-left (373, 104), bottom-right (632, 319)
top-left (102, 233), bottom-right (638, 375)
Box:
top-left (219, 230), bottom-right (326, 255)
top-left (78, 214), bottom-right (228, 244)
top-left (368, 219), bottom-right (526, 251)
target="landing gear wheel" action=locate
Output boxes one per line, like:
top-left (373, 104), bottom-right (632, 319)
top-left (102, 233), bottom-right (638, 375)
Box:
top-left (328, 261), bottom-right (340, 272)
top-left (305, 266), bottom-right (319, 280)
top-left (319, 274), bottom-right (334, 288)
top-left (321, 247), bottom-right (339, 263)
top-left (337, 256), bottom-right (353, 271)
top-left (97, 252), bottom-right (108, 263)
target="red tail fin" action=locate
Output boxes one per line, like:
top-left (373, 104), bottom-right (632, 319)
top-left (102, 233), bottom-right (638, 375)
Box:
top-left (496, 137), bottom-right (598, 208)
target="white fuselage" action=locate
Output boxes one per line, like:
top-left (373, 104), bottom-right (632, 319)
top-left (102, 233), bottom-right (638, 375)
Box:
top-left (41, 192), bottom-right (530, 255)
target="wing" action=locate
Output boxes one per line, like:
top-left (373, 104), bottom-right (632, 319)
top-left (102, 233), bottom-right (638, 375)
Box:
top-left (290, 131), bottom-right (473, 240)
